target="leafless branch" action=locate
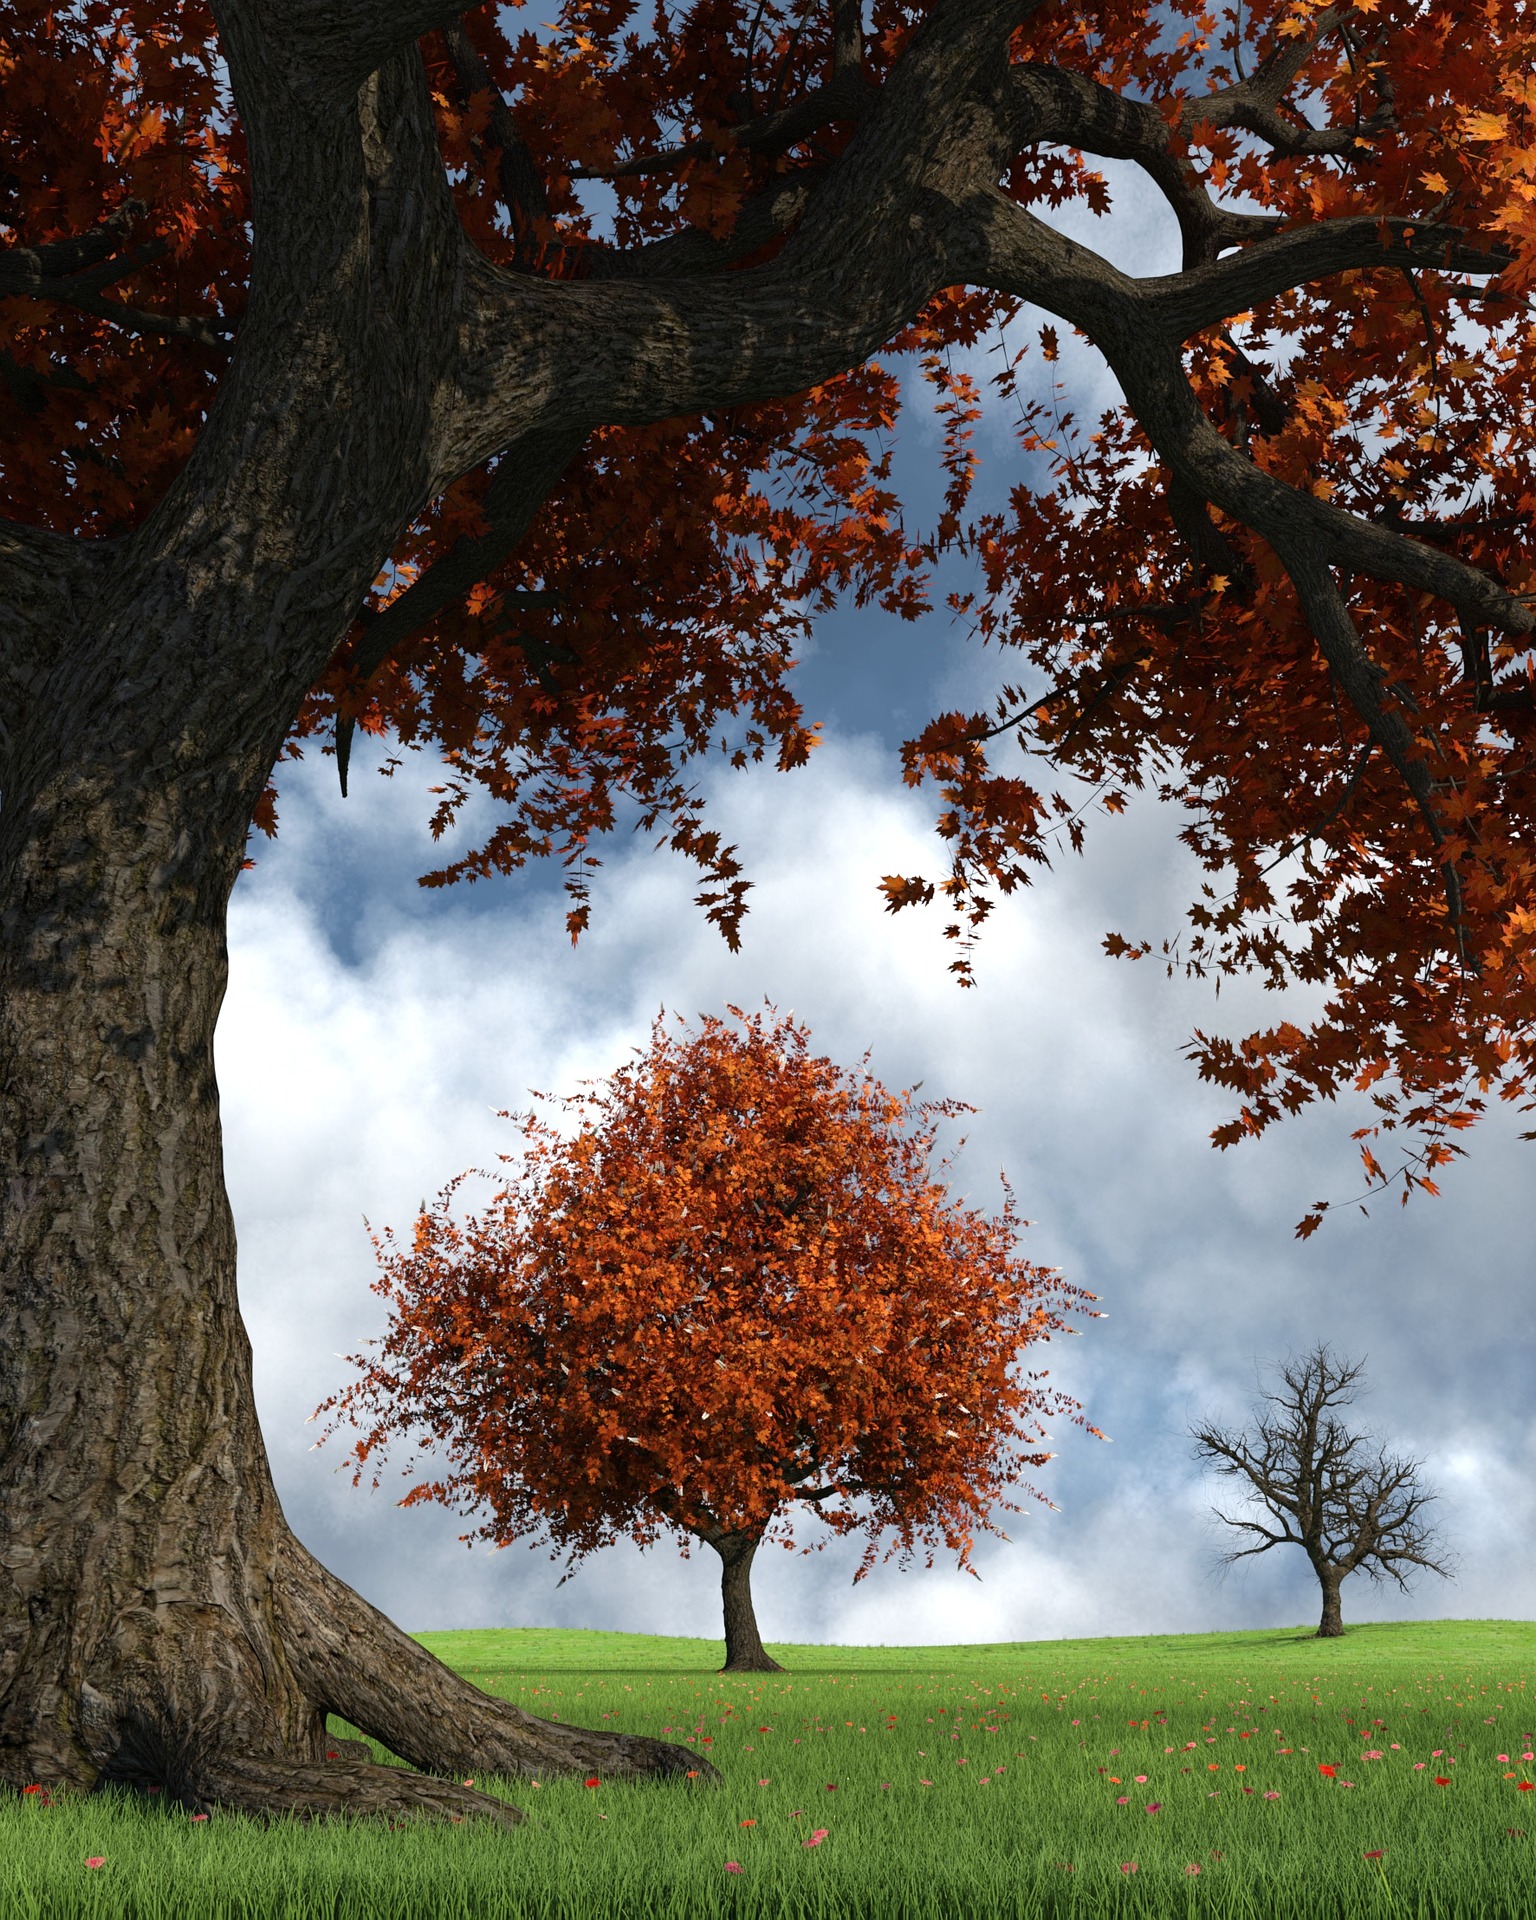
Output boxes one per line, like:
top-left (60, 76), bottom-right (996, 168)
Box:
top-left (1191, 1344), bottom-right (1455, 1633)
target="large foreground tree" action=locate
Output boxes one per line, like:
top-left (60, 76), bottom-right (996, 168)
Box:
top-left (316, 1005), bottom-right (1102, 1674)
top-left (2, 0), bottom-right (1533, 1824)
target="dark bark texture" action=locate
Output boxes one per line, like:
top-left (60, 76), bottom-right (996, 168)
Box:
top-left (705, 1533), bottom-right (785, 1674)
top-left (0, 0), bottom-right (1512, 1821)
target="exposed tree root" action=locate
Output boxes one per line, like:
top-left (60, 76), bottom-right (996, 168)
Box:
top-left (283, 1541), bottom-right (723, 1795)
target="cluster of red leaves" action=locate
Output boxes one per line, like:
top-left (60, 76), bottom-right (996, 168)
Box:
top-left (9, 0), bottom-right (1536, 1215)
top-left (314, 1005), bottom-right (1103, 1580)
top-left (0, 0), bottom-right (244, 527)
top-left (883, 0), bottom-right (1536, 1225)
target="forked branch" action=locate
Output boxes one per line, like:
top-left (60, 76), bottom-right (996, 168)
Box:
top-left (0, 204), bottom-right (232, 352)
top-left (569, 61), bottom-right (873, 181)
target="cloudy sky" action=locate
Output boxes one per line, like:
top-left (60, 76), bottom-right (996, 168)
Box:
top-left (215, 159), bottom-right (1535, 1654)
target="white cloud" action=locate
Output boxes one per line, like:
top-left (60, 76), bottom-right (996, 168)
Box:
top-left (220, 722), bottom-right (1536, 1648)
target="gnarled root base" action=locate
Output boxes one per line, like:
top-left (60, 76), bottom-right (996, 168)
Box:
top-left (284, 1540), bottom-right (722, 1795)
top-left (7, 1537), bottom-right (719, 1826)
top-left (113, 1754), bottom-right (528, 1830)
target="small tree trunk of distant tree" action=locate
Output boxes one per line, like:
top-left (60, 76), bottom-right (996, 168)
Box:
top-left (706, 1530), bottom-right (785, 1673)
top-left (1317, 1571), bottom-right (1345, 1638)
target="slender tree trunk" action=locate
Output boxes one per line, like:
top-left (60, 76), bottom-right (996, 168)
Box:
top-left (1316, 1571), bottom-right (1346, 1638)
top-left (706, 1533), bottom-right (785, 1673)
top-left (0, 609), bottom-right (711, 1821)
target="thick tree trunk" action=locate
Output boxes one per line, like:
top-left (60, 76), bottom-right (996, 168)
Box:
top-left (1316, 1573), bottom-right (1345, 1638)
top-left (0, 696), bottom-right (713, 1822)
top-left (707, 1533), bottom-right (785, 1673)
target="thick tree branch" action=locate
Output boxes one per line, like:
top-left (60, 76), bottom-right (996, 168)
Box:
top-left (1007, 64), bottom-right (1283, 269)
top-left (0, 201), bottom-right (147, 291)
top-left (586, 179), bottom-right (815, 282)
top-left (1004, 5), bottom-right (1388, 272)
top-left (958, 187), bottom-right (1531, 634)
top-left (441, 19), bottom-right (550, 272)
top-left (445, 0), bottom-right (1035, 469)
top-left (1197, 4), bottom-right (1393, 159)
top-left (248, 0), bottom-right (473, 106)
top-left (0, 521), bottom-right (118, 739)
top-left (831, 0), bottom-right (864, 77)
top-left (950, 189), bottom-right (1529, 911)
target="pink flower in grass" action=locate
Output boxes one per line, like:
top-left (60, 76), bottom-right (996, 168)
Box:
top-left (1115, 1796), bottom-right (1130, 1805)
top-left (1119, 1862), bottom-right (1138, 1874)
top-left (724, 1862), bottom-right (743, 1874)
top-left (1185, 1865), bottom-right (1202, 1876)
top-left (803, 1828), bottom-right (830, 1849)
top-left (1134, 1774), bottom-right (1148, 1784)
top-left (85, 1858), bottom-right (106, 1870)
top-left (1144, 1802), bottom-right (1162, 1814)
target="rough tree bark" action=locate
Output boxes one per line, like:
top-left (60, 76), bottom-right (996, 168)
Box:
top-left (1317, 1574), bottom-right (1345, 1640)
top-left (0, 0), bottom-right (1515, 1822)
top-left (703, 1532), bottom-right (785, 1674)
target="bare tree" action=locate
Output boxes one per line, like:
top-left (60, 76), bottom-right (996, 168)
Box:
top-left (1190, 1345), bottom-right (1455, 1639)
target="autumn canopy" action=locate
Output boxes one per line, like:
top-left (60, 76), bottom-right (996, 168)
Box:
top-left (2, 0), bottom-right (1535, 1827)
top-left (316, 1005), bottom-right (1102, 1671)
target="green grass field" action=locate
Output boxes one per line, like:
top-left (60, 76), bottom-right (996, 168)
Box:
top-left (4, 1619), bottom-right (1532, 1917)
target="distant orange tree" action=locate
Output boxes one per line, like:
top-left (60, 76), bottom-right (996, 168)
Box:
top-left (316, 1005), bottom-right (1103, 1671)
